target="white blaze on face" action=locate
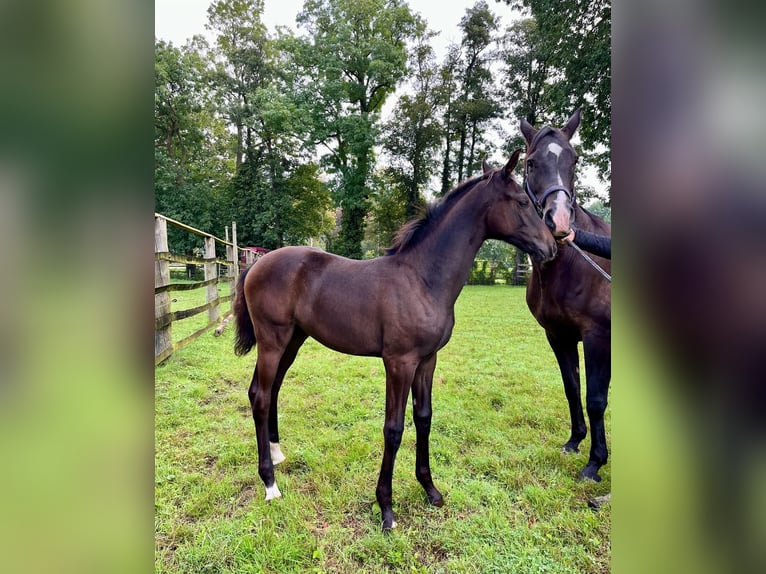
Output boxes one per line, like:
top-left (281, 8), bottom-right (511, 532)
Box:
top-left (550, 190), bottom-right (571, 234)
top-left (547, 142), bottom-right (565, 186)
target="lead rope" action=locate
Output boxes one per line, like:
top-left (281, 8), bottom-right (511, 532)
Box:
top-left (564, 239), bottom-right (612, 283)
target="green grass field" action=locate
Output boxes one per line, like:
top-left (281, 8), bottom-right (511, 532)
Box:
top-left (155, 286), bottom-right (610, 573)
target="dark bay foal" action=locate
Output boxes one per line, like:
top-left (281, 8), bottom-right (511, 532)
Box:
top-left (233, 151), bottom-right (557, 529)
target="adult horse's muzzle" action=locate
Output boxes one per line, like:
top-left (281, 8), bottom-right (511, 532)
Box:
top-left (542, 195), bottom-right (575, 239)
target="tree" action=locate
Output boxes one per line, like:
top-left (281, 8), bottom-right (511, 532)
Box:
top-left (363, 168), bottom-right (409, 257)
top-left (204, 0), bottom-right (331, 249)
top-left (381, 30), bottom-right (442, 220)
top-left (205, 0), bottom-right (271, 168)
top-left (500, 0), bottom-right (611, 179)
top-left (436, 43), bottom-right (462, 195)
top-left (500, 17), bottom-right (551, 152)
top-left (454, 1), bottom-right (500, 182)
top-left (437, 2), bottom-right (500, 193)
top-left (154, 39), bottom-right (232, 255)
top-left (291, 0), bottom-right (423, 258)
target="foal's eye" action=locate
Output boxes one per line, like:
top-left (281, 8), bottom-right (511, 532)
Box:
top-left (527, 160), bottom-right (535, 170)
top-left (519, 199), bottom-right (530, 208)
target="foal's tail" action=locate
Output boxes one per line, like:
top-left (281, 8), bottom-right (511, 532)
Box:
top-left (233, 266), bottom-right (256, 356)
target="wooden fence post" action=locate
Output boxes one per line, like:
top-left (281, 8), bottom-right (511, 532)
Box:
top-left (204, 235), bottom-right (221, 325)
top-left (232, 222), bottom-right (239, 271)
top-left (155, 216), bottom-right (172, 364)
top-left (231, 222), bottom-right (239, 307)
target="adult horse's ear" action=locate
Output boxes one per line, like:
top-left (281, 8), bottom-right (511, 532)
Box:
top-left (482, 158), bottom-right (492, 174)
top-left (520, 118), bottom-right (537, 145)
top-left (504, 149), bottom-right (522, 176)
top-left (562, 108), bottom-right (582, 139)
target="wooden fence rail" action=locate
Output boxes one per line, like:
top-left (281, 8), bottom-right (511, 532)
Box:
top-left (154, 213), bottom-right (262, 366)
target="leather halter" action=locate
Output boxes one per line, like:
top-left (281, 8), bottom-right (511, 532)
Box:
top-left (523, 155), bottom-right (574, 217)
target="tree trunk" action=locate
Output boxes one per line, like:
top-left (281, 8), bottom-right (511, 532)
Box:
top-left (235, 123), bottom-right (243, 168)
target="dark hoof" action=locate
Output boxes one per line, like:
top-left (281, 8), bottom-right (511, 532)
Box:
top-left (579, 465), bottom-right (602, 483)
top-left (381, 518), bottom-right (397, 532)
top-left (562, 442), bottom-right (580, 454)
top-left (429, 493), bottom-right (445, 508)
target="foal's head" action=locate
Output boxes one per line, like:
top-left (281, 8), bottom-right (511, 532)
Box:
top-left (520, 109), bottom-right (581, 239)
top-left (481, 149), bottom-right (557, 263)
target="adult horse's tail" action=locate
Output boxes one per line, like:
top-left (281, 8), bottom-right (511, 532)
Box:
top-left (233, 266), bottom-right (256, 356)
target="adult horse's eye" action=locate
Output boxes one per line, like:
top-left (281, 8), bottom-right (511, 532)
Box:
top-left (519, 199), bottom-right (530, 208)
top-left (527, 160), bottom-right (535, 170)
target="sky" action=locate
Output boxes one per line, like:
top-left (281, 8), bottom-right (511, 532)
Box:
top-left (154, 0), bottom-right (519, 61)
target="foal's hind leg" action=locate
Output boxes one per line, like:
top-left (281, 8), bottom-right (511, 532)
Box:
top-left (580, 330), bottom-right (611, 482)
top-left (546, 331), bottom-right (587, 453)
top-left (248, 330), bottom-right (293, 501)
top-left (412, 354), bottom-right (444, 507)
top-left (268, 328), bottom-right (308, 465)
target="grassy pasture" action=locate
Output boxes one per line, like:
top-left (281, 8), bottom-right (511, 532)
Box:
top-left (155, 286), bottom-right (610, 573)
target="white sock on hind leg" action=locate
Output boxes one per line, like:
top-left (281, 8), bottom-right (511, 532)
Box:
top-left (270, 442), bottom-right (286, 465)
top-left (265, 482), bottom-right (282, 501)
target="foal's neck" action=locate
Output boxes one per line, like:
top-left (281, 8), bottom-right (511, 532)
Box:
top-left (400, 191), bottom-right (487, 306)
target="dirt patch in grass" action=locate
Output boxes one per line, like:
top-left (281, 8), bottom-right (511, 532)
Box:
top-left (226, 484), bottom-right (258, 518)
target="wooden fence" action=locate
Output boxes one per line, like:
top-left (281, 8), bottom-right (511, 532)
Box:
top-left (154, 213), bottom-right (262, 366)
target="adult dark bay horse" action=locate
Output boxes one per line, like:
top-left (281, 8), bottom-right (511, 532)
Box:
top-left (520, 109), bottom-right (611, 482)
top-left (233, 151), bottom-right (557, 530)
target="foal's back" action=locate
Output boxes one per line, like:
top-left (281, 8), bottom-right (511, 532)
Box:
top-left (244, 246), bottom-right (442, 357)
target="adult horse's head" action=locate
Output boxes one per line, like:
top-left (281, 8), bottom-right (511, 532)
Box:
top-left (520, 109), bottom-right (581, 239)
top-left (482, 149), bottom-right (557, 263)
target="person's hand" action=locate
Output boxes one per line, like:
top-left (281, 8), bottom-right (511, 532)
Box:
top-left (558, 229), bottom-right (575, 244)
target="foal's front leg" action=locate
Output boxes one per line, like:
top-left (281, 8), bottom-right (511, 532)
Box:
top-left (412, 353), bottom-right (443, 507)
top-left (376, 356), bottom-right (417, 531)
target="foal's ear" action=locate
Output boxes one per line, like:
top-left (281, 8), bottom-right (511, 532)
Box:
top-left (562, 107), bottom-right (582, 139)
top-left (520, 118), bottom-right (537, 145)
top-left (504, 149), bottom-right (522, 176)
top-left (482, 158), bottom-right (493, 174)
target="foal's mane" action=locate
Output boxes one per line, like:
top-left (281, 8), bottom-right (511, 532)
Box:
top-left (385, 171), bottom-right (493, 256)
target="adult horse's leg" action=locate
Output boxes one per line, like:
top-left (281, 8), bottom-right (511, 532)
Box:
top-left (546, 331), bottom-right (587, 453)
top-left (376, 355), bottom-right (417, 531)
top-left (411, 353), bottom-right (444, 507)
top-left (581, 330), bottom-right (611, 482)
top-left (268, 328), bottom-right (308, 465)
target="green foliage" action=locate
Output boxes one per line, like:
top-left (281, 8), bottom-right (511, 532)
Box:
top-left (154, 1), bottom-right (611, 261)
top-left (292, 0), bottom-right (424, 258)
top-left (155, 39), bottom-right (233, 254)
top-left (439, 1), bottom-right (501, 191)
top-left (468, 240), bottom-right (525, 285)
top-left (155, 287), bottom-right (610, 573)
top-left (584, 199), bottom-right (611, 223)
top-left (501, 0), bottom-right (611, 181)
top-left (382, 31), bottom-right (442, 220)
top-left (223, 159), bottom-right (332, 249)
top-left (469, 259), bottom-right (497, 285)
top-left (363, 169), bottom-right (410, 256)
